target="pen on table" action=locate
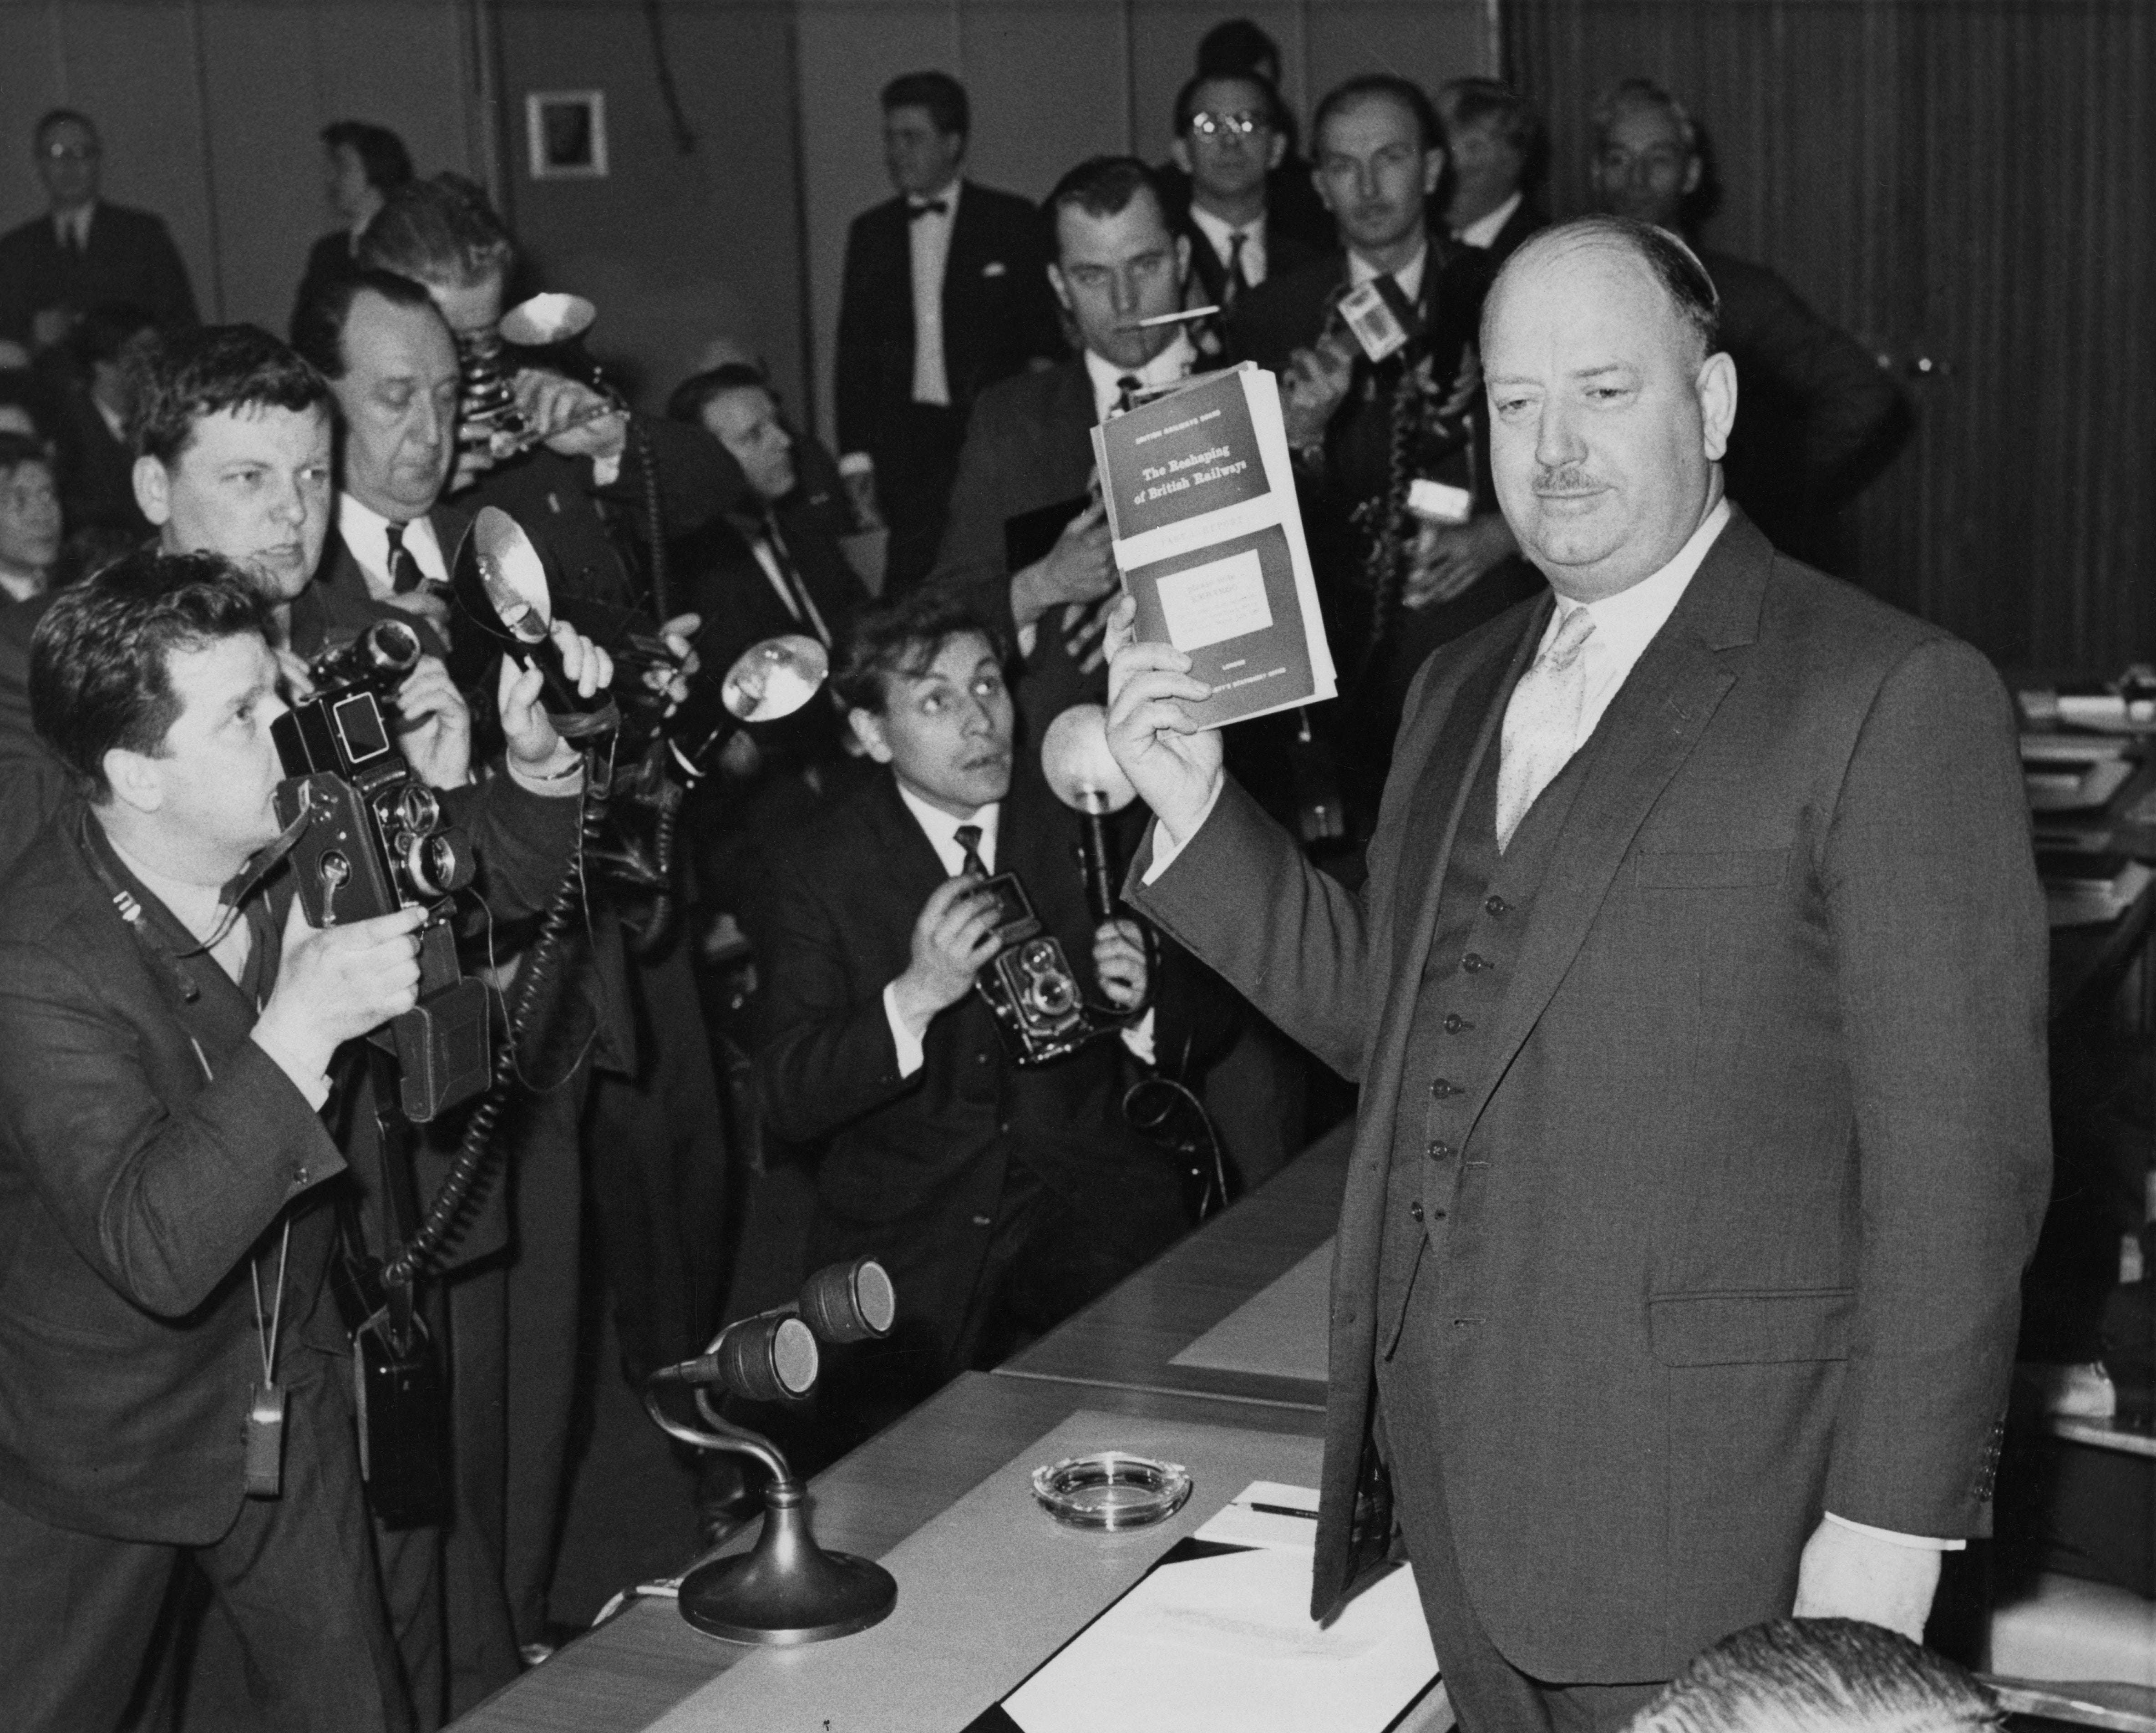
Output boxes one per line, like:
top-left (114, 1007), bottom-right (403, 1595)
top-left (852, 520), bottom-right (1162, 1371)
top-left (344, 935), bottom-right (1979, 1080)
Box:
top-left (1250, 1501), bottom-right (1319, 1519)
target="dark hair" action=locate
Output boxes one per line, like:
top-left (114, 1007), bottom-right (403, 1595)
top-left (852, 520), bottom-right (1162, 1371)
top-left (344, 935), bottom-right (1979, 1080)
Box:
top-left (290, 267), bottom-right (440, 380)
top-left (359, 172), bottom-right (514, 292)
top-left (1044, 157), bottom-right (1167, 258)
top-left (1488, 215), bottom-right (1719, 363)
top-left (1313, 74), bottom-right (1443, 158)
top-left (1172, 70), bottom-right (1287, 138)
top-left (69, 302), bottom-right (156, 372)
top-left (127, 325), bottom-right (330, 467)
top-left (1438, 77), bottom-right (1548, 193)
top-left (321, 121), bottom-right (413, 195)
top-left (30, 549), bottom-right (273, 798)
top-left (1590, 78), bottom-right (1722, 228)
top-left (833, 587), bottom-right (1009, 715)
top-left (1629, 1619), bottom-right (2002, 1733)
top-left (881, 71), bottom-right (969, 140)
top-left (0, 429), bottom-right (53, 481)
top-left (1196, 19), bottom-right (1280, 80)
top-left (667, 363), bottom-right (771, 429)
top-left (33, 109), bottom-right (96, 152)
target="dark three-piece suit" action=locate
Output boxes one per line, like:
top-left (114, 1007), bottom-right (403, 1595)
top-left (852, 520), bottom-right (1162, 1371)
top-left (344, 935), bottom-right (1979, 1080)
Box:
top-left (1132, 509), bottom-right (2050, 1713)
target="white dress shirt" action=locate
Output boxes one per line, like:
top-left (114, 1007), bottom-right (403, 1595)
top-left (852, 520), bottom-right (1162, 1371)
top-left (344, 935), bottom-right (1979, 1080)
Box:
top-left (1348, 240), bottom-right (1428, 304)
top-left (336, 492), bottom-right (448, 603)
top-left (908, 177), bottom-right (961, 408)
top-left (52, 203), bottom-right (95, 251)
top-left (1083, 330), bottom-right (1198, 425)
top-left (881, 783), bottom-right (1153, 1071)
top-left (110, 838), bottom-right (331, 1111)
top-left (1456, 190), bottom-right (1525, 252)
top-left (1187, 203), bottom-right (1267, 290)
top-left (736, 514), bottom-right (833, 645)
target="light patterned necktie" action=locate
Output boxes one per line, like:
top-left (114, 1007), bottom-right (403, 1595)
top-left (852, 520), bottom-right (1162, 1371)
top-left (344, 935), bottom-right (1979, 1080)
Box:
top-left (1495, 605), bottom-right (1597, 852)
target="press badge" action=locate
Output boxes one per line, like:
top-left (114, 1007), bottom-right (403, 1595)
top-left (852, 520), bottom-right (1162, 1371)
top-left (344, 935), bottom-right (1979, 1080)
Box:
top-left (244, 1380), bottom-right (287, 1498)
top-left (1337, 279), bottom-right (1415, 362)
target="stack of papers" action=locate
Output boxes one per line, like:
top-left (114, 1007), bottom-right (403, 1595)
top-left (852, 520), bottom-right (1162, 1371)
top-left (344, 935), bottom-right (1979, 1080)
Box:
top-left (979, 1482), bottom-right (1440, 1733)
top-left (2021, 735), bottom-right (2137, 814)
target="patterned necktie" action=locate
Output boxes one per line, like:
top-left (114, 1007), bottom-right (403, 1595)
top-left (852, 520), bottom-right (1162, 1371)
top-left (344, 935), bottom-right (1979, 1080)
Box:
top-left (953, 823), bottom-right (988, 880)
top-left (384, 522), bottom-right (426, 595)
top-left (1224, 230), bottom-right (1249, 307)
top-left (1494, 605), bottom-right (1597, 852)
top-left (1114, 374), bottom-right (1140, 416)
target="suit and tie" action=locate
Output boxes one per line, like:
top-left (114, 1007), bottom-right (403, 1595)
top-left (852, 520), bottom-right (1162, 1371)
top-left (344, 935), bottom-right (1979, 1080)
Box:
top-left (0, 203), bottom-right (198, 346)
top-left (752, 760), bottom-right (1186, 1436)
top-left (834, 179), bottom-right (1065, 587)
top-left (1132, 507), bottom-right (2049, 1720)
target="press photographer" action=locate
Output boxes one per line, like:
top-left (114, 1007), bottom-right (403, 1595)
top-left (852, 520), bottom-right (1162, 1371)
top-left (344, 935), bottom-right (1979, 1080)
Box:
top-left (749, 589), bottom-right (1188, 1457)
top-left (0, 549), bottom-right (608, 1733)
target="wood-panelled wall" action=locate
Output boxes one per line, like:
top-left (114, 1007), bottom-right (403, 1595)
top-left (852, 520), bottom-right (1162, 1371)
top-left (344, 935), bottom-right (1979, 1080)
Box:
top-left (794, 0), bottom-right (1495, 437)
top-left (1507, 0), bottom-right (2156, 669)
top-left (0, 0), bottom-right (487, 340)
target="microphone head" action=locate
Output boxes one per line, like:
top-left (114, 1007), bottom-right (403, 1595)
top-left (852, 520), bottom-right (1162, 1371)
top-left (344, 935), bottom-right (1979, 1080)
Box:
top-left (797, 1257), bottom-right (896, 1343)
top-left (715, 1313), bottom-right (820, 1402)
top-left (1041, 704), bottom-right (1136, 815)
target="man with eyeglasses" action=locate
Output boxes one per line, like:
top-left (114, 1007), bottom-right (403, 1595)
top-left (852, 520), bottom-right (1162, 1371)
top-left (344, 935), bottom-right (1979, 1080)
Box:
top-left (1588, 79), bottom-right (1909, 571)
top-left (0, 111), bottom-right (198, 354)
top-left (1163, 72), bottom-right (1327, 319)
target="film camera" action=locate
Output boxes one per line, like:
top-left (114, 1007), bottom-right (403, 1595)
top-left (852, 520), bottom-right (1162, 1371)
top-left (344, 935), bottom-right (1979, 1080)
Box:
top-left (271, 618), bottom-right (492, 1121)
top-left (970, 872), bottom-right (1131, 1068)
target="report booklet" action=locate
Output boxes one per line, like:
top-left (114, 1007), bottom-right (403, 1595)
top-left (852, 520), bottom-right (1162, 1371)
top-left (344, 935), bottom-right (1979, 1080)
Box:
top-left (1092, 363), bottom-right (1337, 728)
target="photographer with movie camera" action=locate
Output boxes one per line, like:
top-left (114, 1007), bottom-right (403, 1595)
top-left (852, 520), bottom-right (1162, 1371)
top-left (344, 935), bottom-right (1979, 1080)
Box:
top-left (748, 588), bottom-right (1188, 1459)
top-left (0, 547), bottom-right (609, 1733)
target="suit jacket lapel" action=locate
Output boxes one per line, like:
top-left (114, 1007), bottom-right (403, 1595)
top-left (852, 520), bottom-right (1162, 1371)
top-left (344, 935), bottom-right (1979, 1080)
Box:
top-left (1461, 514), bottom-right (1770, 1143)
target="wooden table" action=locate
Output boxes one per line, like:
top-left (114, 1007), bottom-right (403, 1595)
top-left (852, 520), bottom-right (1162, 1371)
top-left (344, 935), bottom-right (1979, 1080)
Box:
top-left (996, 1120), bottom-right (1351, 1410)
top-left (450, 1373), bottom-right (1327, 1732)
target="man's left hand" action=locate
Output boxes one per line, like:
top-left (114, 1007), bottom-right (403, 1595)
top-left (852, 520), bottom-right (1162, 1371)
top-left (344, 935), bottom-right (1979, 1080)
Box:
top-left (1403, 513), bottom-right (1517, 610)
top-left (1791, 1518), bottom-right (1943, 1643)
top-left (1093, 917), bottom-right (1149, 1010)
top-left (497, 620), bottom-right (615, 780)
top-left (394, 654), bottom-right (474, 790)
top-left (512, 368), bottom-right (628, 465)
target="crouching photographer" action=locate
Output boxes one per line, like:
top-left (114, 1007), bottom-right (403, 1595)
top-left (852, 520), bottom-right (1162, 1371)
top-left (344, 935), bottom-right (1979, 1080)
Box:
top-left (0, 549), bottom-right (609, 1733)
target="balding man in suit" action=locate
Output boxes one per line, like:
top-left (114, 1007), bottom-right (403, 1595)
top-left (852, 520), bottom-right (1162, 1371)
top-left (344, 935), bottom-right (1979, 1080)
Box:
top-left (1107, 216), bottom-right (2048, 1731)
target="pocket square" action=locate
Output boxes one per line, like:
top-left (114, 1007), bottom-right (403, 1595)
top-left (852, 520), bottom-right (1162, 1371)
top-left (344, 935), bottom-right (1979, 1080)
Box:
top-left (982, 261), bottom-right (1007, 278)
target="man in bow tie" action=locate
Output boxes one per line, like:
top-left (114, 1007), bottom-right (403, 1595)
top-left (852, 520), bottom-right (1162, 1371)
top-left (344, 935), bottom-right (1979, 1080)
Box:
top-left (1108, 214), bottom-right (2048, 1731)
top-left (833, 71), bottom-right (1065, 589)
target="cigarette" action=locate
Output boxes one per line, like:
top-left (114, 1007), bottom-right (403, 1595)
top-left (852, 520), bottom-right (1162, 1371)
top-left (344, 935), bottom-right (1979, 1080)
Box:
top-left (1116, 306), bottom-right (1222, 330)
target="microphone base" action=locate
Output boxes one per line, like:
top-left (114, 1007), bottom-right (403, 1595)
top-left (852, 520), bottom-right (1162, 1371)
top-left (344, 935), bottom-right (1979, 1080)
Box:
top-left (678, 1481), bottom-right (897, 1646)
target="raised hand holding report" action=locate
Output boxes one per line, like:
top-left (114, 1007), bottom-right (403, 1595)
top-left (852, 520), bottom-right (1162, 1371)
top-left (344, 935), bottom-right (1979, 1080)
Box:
top-left (1092, 364), bottom-right (1336, 729)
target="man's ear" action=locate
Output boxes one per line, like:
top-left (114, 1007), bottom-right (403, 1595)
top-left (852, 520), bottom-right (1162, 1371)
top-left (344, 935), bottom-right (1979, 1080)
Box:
top-left (1174, 233), bottom-right (1193, 294)
top-left (1421, 147), bottom-right (1446, 198)
top-left (132, 454), bottom-right (172, 528)
top-left (102, 746), bottom-right (165, 816)
top-left (1047, 261), bottom-right (1071, 317)
top-left (1265, 132), bottom-right (1287, 173)
top-left (1312, 161), bottom-right (1335, 215)
top-left (847, 706), bottom-right (893, 765)
top-left (1169, 137), bottom-right (1194, 177)
top-left (1696, 350), bottom-right (1737, 462)
top-left (1683, 154), bottom-right (1704, 197)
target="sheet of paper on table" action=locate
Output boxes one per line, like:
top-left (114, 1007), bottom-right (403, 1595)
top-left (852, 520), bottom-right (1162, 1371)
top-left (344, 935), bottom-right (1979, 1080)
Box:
top-left (999, 1480), bottom-right (1438, 1733)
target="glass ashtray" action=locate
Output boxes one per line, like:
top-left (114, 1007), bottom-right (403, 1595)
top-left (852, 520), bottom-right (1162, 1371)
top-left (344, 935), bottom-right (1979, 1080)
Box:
top-left (1030, 1452), bottom-right (1192, 1530)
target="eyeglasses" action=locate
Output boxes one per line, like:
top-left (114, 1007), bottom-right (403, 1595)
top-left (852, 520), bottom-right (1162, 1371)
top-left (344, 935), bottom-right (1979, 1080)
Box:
top-left (39, 143), bottom-right (100, 163)
top-left (1189, 111), bottom-right (1268, 140)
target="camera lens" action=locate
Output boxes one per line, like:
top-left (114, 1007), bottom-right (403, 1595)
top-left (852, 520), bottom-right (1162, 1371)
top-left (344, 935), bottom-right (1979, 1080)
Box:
top-left (395, 785), bottom-right (441, 836)
top-left (404, 832), bottom-right (472, 899)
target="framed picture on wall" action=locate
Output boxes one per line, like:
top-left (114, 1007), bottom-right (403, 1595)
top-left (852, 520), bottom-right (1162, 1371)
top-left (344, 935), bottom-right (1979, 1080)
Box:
top-left (526, 91), bottom-right (607, 180)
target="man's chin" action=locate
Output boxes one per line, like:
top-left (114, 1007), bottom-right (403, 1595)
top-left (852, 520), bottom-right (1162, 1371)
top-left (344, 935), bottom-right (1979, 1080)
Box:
top-left (246, 554), bottom-right (315, 603)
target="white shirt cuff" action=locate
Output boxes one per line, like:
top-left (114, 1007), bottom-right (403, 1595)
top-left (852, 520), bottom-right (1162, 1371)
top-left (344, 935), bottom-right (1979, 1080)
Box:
top-left (1119, 1008), bottom-right (1156, 1065)
top-left (1823, 1512), bottom-right (1965, 1552)
top-left (250, 1029), bottom-right (332, 1112)
top-left (590, 451), bottom-right (623, 489)
top-left (1141, 781), bottom-right (1226, 884)
top-left (505, 753), bottom-right (585, 798)
top-left (882, 980), bottom-right (927, 1079)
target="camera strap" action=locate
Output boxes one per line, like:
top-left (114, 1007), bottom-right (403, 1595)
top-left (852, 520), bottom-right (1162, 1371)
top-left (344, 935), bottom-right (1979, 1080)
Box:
top-left (174, 802), bottom-right (315, 961)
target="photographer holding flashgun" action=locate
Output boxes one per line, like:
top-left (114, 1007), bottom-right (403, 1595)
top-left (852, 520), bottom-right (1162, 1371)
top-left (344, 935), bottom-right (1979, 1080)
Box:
top-left (0, 549), bottom-right (607, 1733)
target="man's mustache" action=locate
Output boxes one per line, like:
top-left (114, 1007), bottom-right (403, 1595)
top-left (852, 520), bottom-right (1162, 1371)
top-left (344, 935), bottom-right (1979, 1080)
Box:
top-left (1533, 467), bottom-right (1606, 496)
